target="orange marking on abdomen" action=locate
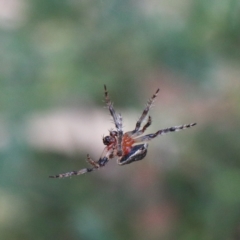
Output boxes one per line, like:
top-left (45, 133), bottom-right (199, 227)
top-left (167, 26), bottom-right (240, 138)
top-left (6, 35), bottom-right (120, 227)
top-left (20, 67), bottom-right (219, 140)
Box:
top-left (122, 134), bottom-right (135, 155)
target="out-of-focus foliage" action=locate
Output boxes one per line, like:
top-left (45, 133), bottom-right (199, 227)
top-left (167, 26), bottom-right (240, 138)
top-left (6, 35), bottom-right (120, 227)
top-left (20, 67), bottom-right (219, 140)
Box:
top-left (0, 0), bottom-right (240, 239)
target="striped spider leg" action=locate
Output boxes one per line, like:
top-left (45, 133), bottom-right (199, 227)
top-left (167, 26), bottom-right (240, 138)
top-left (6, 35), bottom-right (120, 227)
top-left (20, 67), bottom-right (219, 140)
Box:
top-left (104, 85), bottom-right (123, 156)
top-left (49, 134), bottom-right (116, 178)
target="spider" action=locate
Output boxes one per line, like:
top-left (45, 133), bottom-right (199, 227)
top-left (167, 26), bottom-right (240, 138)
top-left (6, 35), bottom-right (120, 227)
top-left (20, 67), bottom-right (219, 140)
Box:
top-left (49, 85), bottom-right (196, 178)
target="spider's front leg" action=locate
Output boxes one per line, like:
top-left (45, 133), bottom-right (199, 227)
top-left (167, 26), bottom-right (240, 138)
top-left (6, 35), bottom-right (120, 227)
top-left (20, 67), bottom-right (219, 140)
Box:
top-left (104, 85), bottom-right (122, 131)
top-left (104, 85), bottom-right (123, 156)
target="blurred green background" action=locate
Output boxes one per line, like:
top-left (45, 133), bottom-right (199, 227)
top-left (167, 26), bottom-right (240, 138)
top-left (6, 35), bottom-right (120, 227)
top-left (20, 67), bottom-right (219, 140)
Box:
top-left (0, 0), bottom-right (240, 239)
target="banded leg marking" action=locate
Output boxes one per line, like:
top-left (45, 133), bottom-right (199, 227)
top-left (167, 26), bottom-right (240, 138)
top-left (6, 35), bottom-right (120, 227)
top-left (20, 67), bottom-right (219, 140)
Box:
top-left (134, 123), bottom-right (197, 143)
top-left (132, 88), bottom-right (159, 134)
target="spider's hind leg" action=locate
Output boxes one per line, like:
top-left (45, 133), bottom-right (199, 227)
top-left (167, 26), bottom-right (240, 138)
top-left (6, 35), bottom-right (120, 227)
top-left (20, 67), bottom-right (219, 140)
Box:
top-left (49, 152), bottom-right (111, 179)
top-left (49, 154), bottom-right (99, 178)
top-left (49, 167), bottom-right (94, 178)
top-left (134, 123), bottom-right (197, 143)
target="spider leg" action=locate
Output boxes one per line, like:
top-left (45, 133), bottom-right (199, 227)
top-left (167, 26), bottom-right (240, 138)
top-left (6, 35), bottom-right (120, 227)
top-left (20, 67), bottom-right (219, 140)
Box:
top-left (140, 115), bottom-right (152, 133)
top-left (131, 88), bottom-right (159, 135)
top-left (86, 154), bottom-right (100, 168)
top-left (49, 167), bottom-right (94, 178)
top-left (116, 114), bottom-right (123, 156)
top-left (124, 115), bottom-right (152, 139)
top-left (49, 147), bottom-right (114, 178)
top-left (49, 156), bottom-right (108, 179)
top-left (131, 115), bottom-right (152, 138)
top-left (104, 85), bottom-right (122, 132)
top-left (104, 85), bottom-right (123, 156)
top-left (133, 123), bottom-right (197, 143)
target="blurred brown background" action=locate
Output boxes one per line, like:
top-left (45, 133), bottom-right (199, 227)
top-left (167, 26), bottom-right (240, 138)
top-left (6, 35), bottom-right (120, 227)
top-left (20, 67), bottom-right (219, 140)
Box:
top-left (0, 0), bottom-right (240, 239)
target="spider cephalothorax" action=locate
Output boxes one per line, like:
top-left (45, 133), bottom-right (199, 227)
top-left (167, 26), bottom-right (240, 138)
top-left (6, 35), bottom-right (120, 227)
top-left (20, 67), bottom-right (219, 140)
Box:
top-left (50, 85), bottom-right (196, 178)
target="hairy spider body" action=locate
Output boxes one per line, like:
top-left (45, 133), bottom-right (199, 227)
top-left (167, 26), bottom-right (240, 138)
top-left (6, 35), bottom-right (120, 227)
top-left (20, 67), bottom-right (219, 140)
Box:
top-left (50, 85), bottom-right (196, 178)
